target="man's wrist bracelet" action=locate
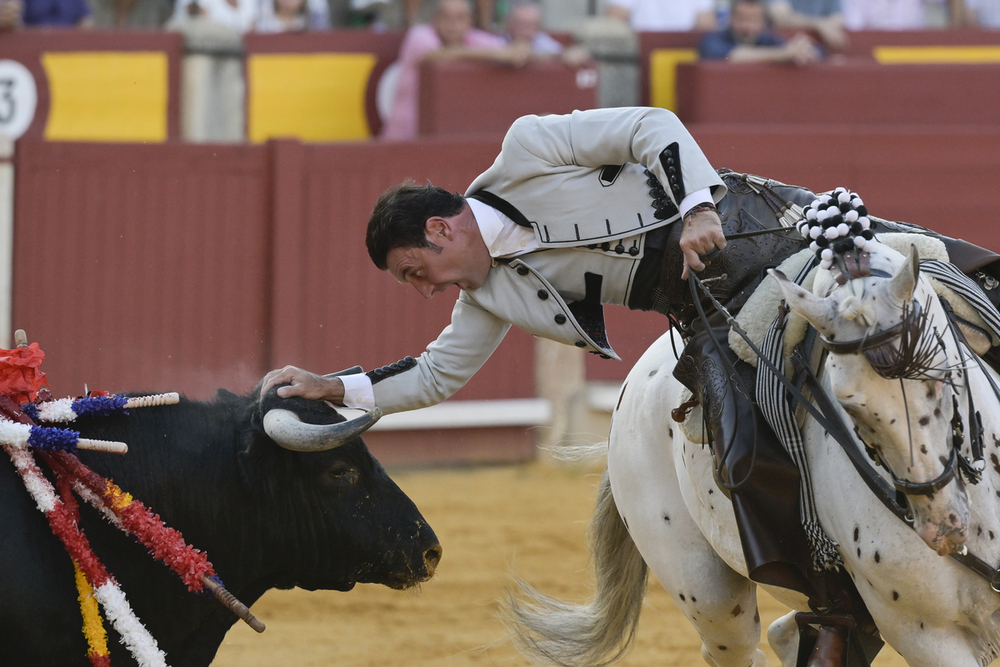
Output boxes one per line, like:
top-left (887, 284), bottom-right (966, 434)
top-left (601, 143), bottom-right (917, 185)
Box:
top-left (683, 202), bottom-right (717, 219)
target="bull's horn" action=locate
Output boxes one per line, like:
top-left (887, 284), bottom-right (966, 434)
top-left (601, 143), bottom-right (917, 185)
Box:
top-left (263, 408), bottom-right (382, 452)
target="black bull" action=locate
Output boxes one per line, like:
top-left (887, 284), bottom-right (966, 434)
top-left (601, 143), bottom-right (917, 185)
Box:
top-left (0, 388), bottom-right (442, 666)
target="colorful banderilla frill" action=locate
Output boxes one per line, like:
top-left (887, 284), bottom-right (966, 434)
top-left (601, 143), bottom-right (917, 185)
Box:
top-left (2, 333), bottom-right (262, 667)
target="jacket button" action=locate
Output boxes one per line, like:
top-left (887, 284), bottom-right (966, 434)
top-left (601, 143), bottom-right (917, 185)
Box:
top-left (615, 243), bottom-right (625, 254)
top-left (575, 340), bottom-right (586, 347)
top-left (517, 266), bottom-right (529, 275)
top-left (628, 246), bottom-right (639, 256)
top-left (555, 314), bottom-right (567, 324)
top-left (537, 289), bottom-right (549, 300)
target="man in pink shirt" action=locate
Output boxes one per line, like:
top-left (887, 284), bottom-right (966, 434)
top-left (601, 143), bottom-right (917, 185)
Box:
top-left (380, 0), bottom-right (531, 140)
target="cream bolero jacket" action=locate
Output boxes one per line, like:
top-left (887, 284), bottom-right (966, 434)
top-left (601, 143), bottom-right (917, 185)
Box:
top-left (368, 107), bottom-right (727, 414)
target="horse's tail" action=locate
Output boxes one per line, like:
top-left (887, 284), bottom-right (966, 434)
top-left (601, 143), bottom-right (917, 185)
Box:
top-left (501, 467), bottom-right (648, 667)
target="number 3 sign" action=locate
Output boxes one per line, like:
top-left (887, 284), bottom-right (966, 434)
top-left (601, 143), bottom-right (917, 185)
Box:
top-left (0, 60), bottom-right (36, 140)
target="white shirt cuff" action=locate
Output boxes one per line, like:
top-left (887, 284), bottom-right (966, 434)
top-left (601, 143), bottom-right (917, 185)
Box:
top-left (339, 373), bottom-right (376, 411)
top-left (679, 188), bottom-right (714, 218)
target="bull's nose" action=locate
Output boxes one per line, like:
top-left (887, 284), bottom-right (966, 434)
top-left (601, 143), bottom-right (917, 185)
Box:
top-left (424, 544), bottom-right (443, 577)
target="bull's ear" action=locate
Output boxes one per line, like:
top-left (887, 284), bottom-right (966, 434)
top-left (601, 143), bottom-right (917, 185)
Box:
top-left (768, 268), bottom-right (837, 336)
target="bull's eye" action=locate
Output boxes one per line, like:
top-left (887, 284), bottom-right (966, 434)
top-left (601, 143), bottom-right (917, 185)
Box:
top-left (324, 462), bottom-right (360, 485)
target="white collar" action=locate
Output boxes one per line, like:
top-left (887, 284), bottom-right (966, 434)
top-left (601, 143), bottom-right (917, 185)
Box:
top-left (466, 197), bottom-right (538, 259)
top-left (467, 197), bottom-right (504, 254)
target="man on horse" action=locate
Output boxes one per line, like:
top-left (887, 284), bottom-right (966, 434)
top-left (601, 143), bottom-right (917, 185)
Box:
top-left (261, 106), bottom-right (1000, 666)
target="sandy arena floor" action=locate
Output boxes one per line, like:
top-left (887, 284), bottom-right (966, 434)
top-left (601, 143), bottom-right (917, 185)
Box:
top-left (212, 461), bottom-right (909, 667)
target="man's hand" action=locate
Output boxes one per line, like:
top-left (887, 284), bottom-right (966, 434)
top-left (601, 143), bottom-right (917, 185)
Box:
top-left (260, 366), bottom-right (345, 404)
top-left (783, 33), bottom-right (823, 66)
top-left (678, 208), bottom-right (726, 280)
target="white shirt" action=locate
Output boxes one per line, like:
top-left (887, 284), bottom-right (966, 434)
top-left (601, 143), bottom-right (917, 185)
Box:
top-left (842, 0), bottom-right (927, 29)
top-left (173, 0), bottom-right (258, 32)
top-left (339, 188), bottom-right (711, 410)
top-left (606, 0), bottom-right (715, 31)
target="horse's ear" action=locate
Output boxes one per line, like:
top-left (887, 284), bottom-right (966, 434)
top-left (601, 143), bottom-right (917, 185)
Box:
top-left (768, 268), bottom-right (836, 334)
top-left (887, 244), bottom-right (920, 305)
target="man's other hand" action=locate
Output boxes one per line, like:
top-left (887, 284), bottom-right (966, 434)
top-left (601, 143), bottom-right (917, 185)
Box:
top-left (679, 209), bottom-right (726, 279)
top-left (260, 366), bottom-right (345, 404)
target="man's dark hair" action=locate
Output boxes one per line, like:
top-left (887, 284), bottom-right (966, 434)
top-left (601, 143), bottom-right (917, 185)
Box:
top-left (366, 182), bottom-right (466, 270)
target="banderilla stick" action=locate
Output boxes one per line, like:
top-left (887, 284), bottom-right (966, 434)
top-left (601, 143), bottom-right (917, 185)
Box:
top-left (76, 438), bottom-right (129, 454)
top-left (201, 575), bottom-right (266, 633)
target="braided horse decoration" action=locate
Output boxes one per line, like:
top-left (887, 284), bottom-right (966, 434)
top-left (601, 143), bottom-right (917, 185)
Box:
top-left (503, 191), bottom-right (1000, 667)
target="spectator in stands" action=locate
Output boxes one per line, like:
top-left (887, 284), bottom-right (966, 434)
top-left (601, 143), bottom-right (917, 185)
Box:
top-left (501, 0), bottom-right (590, 65)
top-left (255, 0), bottom-right (329, 30)
top-left (380, 0), bottom-right (531, 141)
top-left (170, 0), bottom-right (257, 32)
top-left (840, 0), bottom-right (967, 28)
top-left (700, 0), bottom-right (822, 64)
top-left (606, 0), bottom-right (717, 32)
top-left (966, 0), bottom-right (1000, 25)
top-left (88, 0), bottom-right (168, 27)
top-left (0, 0), bottom-right (94, 28)
top-left (767, 0), bottom-right (846, 50)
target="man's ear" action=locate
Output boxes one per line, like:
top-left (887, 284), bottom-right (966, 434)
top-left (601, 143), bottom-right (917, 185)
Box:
top-left (425, 216), bottom-right (451, 240)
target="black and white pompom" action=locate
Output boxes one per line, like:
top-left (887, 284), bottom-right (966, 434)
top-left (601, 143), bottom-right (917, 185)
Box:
top-left (796, 187), bottom-right (876, 270)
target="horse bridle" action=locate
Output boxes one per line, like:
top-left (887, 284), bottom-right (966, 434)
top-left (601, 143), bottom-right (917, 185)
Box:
top-left (815, 298), bottom-right (967, 499)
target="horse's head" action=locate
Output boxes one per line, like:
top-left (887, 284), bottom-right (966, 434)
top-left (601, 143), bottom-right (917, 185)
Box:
top-left (771, 243), bottom-right (970, 556)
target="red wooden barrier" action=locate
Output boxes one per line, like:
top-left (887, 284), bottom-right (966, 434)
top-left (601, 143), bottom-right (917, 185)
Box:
top-left (676, 60), bottom-right (1000, 126)
top-left (14, 141), bottom-right (271, 397)
top-left (417, 60), bottom-right (599, 138)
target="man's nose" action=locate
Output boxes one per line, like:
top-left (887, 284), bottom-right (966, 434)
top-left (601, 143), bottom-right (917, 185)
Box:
top-left (416, 283), bottom-right (436, 300)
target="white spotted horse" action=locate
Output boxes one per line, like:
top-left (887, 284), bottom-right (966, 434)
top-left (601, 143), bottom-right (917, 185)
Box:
top-left (503, 212), bottom-right (1000, 666)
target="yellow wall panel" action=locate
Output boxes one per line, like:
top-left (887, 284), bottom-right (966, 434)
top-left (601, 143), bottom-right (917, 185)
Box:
top-left (875, 45), bottom-right (1000, 64)
top-left (42, 52), bottom-right (168, 142)
top-left (248, 53), bottom-right (377, 143)
top-left (650, 48), bottom-right (698, 112)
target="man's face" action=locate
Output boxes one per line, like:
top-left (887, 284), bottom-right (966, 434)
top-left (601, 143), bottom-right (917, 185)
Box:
top-left (506, 4), bottom-right (541, 43)
top-left (730, 2), bottom-right (766, 44)
top-left (433, 0), bottom-right (473, 47)
top-left (386, 227), bottom-right (491, 299)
